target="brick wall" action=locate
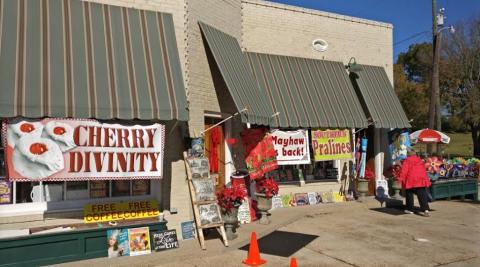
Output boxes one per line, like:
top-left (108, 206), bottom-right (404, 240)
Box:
top-left (185, 0), bottom-right (242, 136)
top-left (241, 0), bottom-right (394, 83)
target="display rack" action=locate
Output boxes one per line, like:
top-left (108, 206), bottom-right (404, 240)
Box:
top-left (183, 152), bottom-right (228, 250)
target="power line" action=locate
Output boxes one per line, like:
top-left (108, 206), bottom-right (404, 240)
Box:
top-left (394, 30), bottom-right (431, 46)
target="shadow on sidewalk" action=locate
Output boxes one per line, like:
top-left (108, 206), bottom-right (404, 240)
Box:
top-left (239, 230), bottom-right (318, 257)
top-left (369, 207), bottom-right (408, 216)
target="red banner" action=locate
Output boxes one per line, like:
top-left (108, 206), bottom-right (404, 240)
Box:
top-left (244, 133), bottom-right (278, 180)
top-left (4, 119), bottom-right (165, 181)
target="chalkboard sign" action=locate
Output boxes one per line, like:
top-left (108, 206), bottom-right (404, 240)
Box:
top-left (237, 197), bottom-right (251, 224)
top-left (180, 221), bottom-right (196, 240)
top-left (198, 203), bottom-right (222, 226)
top-left (152, 230), bottom-right (179, 252)
top-left (188, 158), bottom-right (210, 179)
top-left (192, 178), bottom-right (215, 201)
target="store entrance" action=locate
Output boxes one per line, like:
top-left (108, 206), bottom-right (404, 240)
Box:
top-left (204, 119), bottom-right (225, 192)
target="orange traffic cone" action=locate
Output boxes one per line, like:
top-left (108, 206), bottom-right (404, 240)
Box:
top-left (242, 232), bottom-right (266, 266)
top-left (290, 257), bottom-right (298, 267)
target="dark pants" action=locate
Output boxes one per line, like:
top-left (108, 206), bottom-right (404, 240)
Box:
top-left (405, 187), bottom-right (430, 212)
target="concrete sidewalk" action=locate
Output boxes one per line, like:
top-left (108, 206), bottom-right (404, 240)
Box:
top-left (53, 198), bottom-right (480, 267)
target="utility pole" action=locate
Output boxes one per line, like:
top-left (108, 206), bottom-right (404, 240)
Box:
top-left (427, 0), bottom-right (438, 153)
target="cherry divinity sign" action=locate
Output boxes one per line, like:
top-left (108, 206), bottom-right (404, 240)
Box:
top-left (5, 119), bottom-right (165, 181)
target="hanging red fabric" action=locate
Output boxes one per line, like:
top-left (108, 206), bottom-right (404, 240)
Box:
top-left (209, 127), bottom-right (221, 173)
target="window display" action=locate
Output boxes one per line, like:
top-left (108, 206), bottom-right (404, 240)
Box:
top-left (132, 180), bottom-right (150, 196)
top-left (112, 180), bottom-right (131, 197)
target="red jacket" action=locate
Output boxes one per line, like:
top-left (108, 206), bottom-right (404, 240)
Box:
top-left (398, 155), bottom-right (431, 189)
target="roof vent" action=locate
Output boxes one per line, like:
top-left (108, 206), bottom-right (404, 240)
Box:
top-left (312, 38), bottom-right (328, 52)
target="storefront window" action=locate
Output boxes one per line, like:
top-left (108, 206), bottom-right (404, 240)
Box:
top-left (132, 180), bottom-right (150, 196)
top-left (268, 161), bottom-right (338, 184)
top-left (90, 181), bottom-right (109, 199)
top-left (16, 182), bottom-right (38, 203)
top-left (66, 181), bottom-right (89, 200)
top-left (112, 180), bottom-right (131, 197)
top-left (44, 182), bottom-right (64, 202)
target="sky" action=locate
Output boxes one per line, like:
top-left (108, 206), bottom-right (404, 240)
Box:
top-left (269, 0), bottom-right (480, 63)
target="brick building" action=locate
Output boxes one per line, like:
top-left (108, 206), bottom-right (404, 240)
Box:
top-left (0, 0), bottom-right (409, 256)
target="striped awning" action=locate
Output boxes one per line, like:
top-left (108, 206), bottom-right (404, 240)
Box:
top-left (246, 52), bottom-right (368, 128)
top-left (0, 0), bottom-right (188, 121)
top-left (199, 22), bottom-right (273, 126)
top-left (349, 65), bottom-right (411, 128)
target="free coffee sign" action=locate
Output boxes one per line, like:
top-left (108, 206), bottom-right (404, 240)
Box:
top-left (312, 129), bottom-right (352, 161)
top-left (5, 119), bottom-right (165, 181)
top-left (84, 200), bottom-right (160, 223)
top-left (271, 130), bottom-right (310, 165)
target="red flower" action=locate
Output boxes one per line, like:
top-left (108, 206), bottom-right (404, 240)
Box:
top-left (217, 186), bottom-right (247, 213)
top-left (364, 168), bottom-right (375, 181)
top-left (255, 178), bottom-right (279, 198)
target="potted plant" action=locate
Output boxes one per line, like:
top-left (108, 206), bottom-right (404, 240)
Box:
top-left (357, 168), bottom-right (375, 200)
top-left (217, 186), bottom-right (247, 240)
top-left (255, 177), bottom-right (279, 224)
top-left (387, 164), bottom-right (403, 199)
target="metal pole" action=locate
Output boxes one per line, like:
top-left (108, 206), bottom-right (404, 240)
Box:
top-left (427, 0), bottom-right (438, 154)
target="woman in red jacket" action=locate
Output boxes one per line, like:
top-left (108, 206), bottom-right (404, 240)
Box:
top-left (398, 149), bottom-right (431, 216)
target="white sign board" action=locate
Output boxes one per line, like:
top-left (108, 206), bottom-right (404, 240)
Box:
top-left (271, 130), bottom-right (310, 165)
top-left (5, 119), bottom-right (165, 181)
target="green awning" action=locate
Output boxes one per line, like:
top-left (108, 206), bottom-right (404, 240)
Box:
top-left (246, 52), bottom-right (368, 128)
top-left (198, 22), bottom-right (273, 126)
top-left (0, 0), bottom-right (188, 121)
top-left (350, 65), bottom-right (411, 128)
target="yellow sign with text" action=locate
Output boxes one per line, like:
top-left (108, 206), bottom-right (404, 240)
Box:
top-left (83, 200), bottom-right (160, 223)
top-left (312, 129), bottom-right (352, 161)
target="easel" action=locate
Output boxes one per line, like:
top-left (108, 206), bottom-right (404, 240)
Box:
top-left (183, 152), bottom-right (228, 250)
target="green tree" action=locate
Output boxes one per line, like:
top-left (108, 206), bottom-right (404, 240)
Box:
top-left (441, 15), bottom-right (480, 156)
top-left (393, 64), bottom-right (429, 129)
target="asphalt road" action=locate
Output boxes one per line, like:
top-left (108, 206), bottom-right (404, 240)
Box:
top-left (58, 198), bottom-right (480, 267)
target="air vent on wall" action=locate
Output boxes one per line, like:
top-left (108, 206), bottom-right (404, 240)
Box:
top-left (312, 38), bottom-right (328, 52)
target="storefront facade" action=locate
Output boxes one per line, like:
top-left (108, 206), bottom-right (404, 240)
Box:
top-left (0, 0), bottom-right (410, 239)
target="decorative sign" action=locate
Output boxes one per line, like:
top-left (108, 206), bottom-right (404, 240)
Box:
top-left (294, 193), bottom-right (309, 206)
top-left (180, 221), bottom-right (196, 240)
top-left (0, 180), bottom-right (12, 204)
top-left (245, 134), bottom-right (278, 179)
top-left (311, 129), bottom-right (352, 161)
top-left (281, 194), bottom-right (295, 207)
top-left (307, 192), bottom-right (318, 205)
top-left (332, 192), bottom-right (345, 202)
top-left (192, 178), bottom-right (215, 202)
top-left (271, 130), bottom-right (310, 165)
top-left (5, 119), bottom-right (165, 181)
top-left (198, 203), bottom-right (222, 226)
top-left (271, 195), bottom-right (284, 209)
top-left (376, 179), bottom-right (389, 198)
top-left (152, 229), bottom-right (179, 251)
top-left (188, 158), bottom-right (210, 179)
top-left (128, 227), bottom-right (151, 256)
top-left (321, 191), bottom-right (334, 203)
top-left (237, 197), bottom-right (251, 224)
top-left (107, 228), bottom-right (130, 257)
top-left (83, 200), bottom-right (160, 223)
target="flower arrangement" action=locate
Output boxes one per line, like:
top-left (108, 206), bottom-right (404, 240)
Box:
top-left (255, 177), bottom-right (279, 198)
top-left (386, 164), bottom-right (402, 180)
top-left (217, 186), bottom-right (247, 214)
top-left (363, 167), bottom-right (375, 181)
